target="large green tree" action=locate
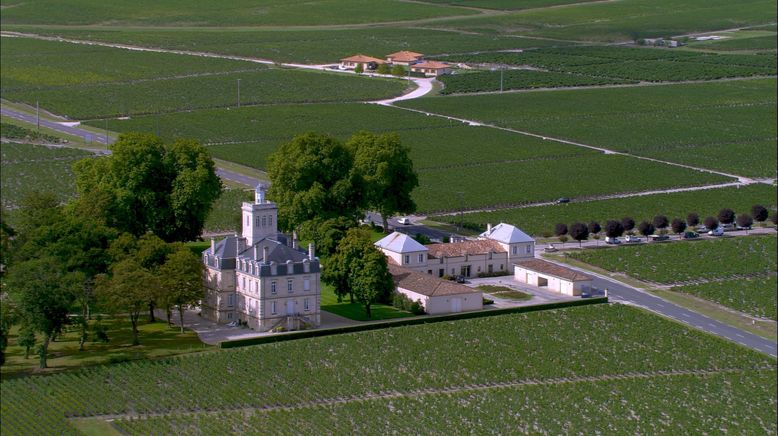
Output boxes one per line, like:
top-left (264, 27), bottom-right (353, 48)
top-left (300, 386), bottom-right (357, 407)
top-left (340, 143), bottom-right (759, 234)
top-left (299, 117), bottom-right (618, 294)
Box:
top-left (6, 257), bottom-right (76, 368)
top-left (322, 228), bottom-right (394, 317)
top-left (96, 258), bottom-right (160, 346)
top-left (267, 132), bottom-right (362, 231)
top-left (159, 245), bottom-right (204, 333)
top-left (73, 133), bottom-right (222, 242)
top-left (349, 132), bottom-right (418, 233)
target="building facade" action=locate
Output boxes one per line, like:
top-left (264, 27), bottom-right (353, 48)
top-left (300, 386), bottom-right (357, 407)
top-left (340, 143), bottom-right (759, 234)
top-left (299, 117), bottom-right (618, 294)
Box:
top-left (202, 184), bottom-right (321, 332)
top-left (376, 223), bottom-right (535, 278)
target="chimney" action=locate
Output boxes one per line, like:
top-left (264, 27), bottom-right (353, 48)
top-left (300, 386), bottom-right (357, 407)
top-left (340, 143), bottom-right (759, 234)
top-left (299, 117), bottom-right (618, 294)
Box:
top-left (263, 246), bottom-right (269, 263)
top-left (292, 231), bottom-right (298, 249)
top-left (308, 243), bottom-right (315, 260)
top-left (487, 223), bottom-right (492, 234)
top-left (210, 237), bottom-right (215, 253)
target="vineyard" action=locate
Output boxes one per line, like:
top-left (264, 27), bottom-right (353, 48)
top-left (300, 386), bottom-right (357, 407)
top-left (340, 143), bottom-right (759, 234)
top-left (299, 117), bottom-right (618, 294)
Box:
top-left (568, 234), bottom-right (777, 284)
top-left (4, 26), bottom-right (554, 65)
top-left (0, 0), bottom-right (475, 27)
top-left (1, 38), bottom-right (407, 119)
top-left (0, 122), bottom-right (61, 143)
top-left (400, 79), bottom-right (778, 177)
top-left (671, 276), bottom-right (777, 321)
top-left (0, 142), bottom-right (93, 210)
top-left (431, 184), bottom-right (777, 236)
top-left (1, 304), bottom-right (775, 434)
top-left (439, 69), bottom-right (635, 94)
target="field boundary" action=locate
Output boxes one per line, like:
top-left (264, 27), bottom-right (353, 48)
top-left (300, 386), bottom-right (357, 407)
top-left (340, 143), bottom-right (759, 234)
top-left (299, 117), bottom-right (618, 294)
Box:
top-left (219, 297), bottom-right (607, 348)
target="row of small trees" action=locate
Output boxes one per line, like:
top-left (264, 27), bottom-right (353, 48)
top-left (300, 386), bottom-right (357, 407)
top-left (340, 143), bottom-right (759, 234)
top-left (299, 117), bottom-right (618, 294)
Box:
top-left (355, 63), bottom-right (408, 77)
top-left (553, 205), bottom-right (775, 246)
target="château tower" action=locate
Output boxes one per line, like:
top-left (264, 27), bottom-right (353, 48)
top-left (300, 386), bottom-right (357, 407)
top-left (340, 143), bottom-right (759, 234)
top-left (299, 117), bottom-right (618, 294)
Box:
top-left (241, 183), bottom-right (278, 245)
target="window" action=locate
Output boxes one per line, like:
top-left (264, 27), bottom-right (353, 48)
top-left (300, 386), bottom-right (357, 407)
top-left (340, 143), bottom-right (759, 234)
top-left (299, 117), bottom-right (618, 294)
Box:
top-left (451, 268), bottom-right (455, 275)
top-left (227, 294), bottom-right (235, 307)
top-left (227, 312), bottom-right (233, 320)
top-left (304, 298), bottom-right (310, 311)
top-left (439, 258), bottom-right (444, 264)
top-left (246, 216), bottom-right (250, 226)
top-left (404, 255), bottom-right (410, 264)
top-left (488, 252), bottom-right (493, 260)
top-left (512, 246), bottom-right (518, 255)
top-left (255, 216), bottom-right (260, 227)
top-left (242, 277), bottom-right (246, 289)
top-left (428, 270), bottom-right (432, 275)
top-left (287, 279), bottom-right (293, 292)
top-left (526, 245), bottom-right (532, 254)
top-left (304, 279), bottom-right (310, 291)
top-left (269, 216), bottom-right (273, 227)
top-left (271, 281), bottom-right (277, 294)
top-left (488, 264), bottom-right (493, 273)
top-left (271, 301), bottom-right (277, 315)
top-left (262, 216), bottom-right (267, 227)
top-left (500, 264), bottom-right (504, 271)
top-left (418, 254), bottom-right (424, 263)
top-left (439, 269), bottom-right (444, 277)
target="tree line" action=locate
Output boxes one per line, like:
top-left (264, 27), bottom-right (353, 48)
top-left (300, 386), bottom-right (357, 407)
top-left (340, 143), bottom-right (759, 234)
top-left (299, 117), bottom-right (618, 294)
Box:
top-left (0, 133), bottom-right (221, 368)
top-left (553, 205), bottom-right (775, 246)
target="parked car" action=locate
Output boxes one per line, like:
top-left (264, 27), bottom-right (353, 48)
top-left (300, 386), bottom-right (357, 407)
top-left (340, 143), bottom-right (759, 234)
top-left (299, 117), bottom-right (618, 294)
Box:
top-left (556, 197), bottom-right (570, 204)
top-left (736, 225), bottom-right (752, 231)
top-left (683, 231), bottom-right (699, 239)
top-left (624, 235), bottom-right (641, 243)
top-left (454, 275), bottom-right (466, 283)
top-left (544, 244), bottom-right (558, 253)
top-left (397, 217), bottom-right (412, 225)
top-left (650, 234), bottom-right (670, 241)
top-left (605, 237), bottom-right (621, 245)
top-left (708, 227), bottom-right (725, 236)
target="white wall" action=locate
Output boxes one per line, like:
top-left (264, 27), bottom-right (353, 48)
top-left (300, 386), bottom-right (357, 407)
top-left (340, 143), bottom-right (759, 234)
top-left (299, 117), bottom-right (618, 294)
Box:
top-left (397, 287), bottom-right (483, 315)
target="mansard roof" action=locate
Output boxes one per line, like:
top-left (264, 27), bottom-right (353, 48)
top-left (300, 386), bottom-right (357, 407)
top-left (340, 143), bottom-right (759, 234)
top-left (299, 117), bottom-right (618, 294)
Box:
top-left (480, 223), bottom-right (534, 244)
top-left (209, 235), bottom-right (243, 259)
top-left (238, 237), bottom-right (309, 263)
top-left (375, 232), bottom-right (428, 254)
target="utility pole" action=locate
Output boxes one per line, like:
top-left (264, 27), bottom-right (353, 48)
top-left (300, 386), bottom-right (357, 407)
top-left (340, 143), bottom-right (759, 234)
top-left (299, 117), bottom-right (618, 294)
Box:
top-left (36, 101), bottom-right (40, 131)
top-left (237, 78), bottom-right (241, 108)
top-left (457, 191), bottom-right (464, 233)
top-left (500, 68), bottom-right (504, 93)
top-left (104, 118), bottom-right (108, 145)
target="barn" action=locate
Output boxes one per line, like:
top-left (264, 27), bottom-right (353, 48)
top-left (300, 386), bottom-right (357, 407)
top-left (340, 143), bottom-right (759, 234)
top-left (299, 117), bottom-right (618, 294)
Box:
top-left (514, 258), bottom-right (593, 296)
top-left (389, 265), bottom-right (483, 315)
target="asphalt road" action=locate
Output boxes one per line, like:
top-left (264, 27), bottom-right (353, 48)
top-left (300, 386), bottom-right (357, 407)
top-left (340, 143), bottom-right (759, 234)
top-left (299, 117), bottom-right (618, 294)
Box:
top-left (364, 212), bottom-right (457, 241)
top-left (546, 259), bottom-right (777, 358)
top-left (2, 107), bottom-right (262, 188)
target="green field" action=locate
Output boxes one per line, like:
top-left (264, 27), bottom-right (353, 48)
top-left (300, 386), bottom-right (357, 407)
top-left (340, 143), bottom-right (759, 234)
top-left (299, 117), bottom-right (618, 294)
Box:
top-left (1, 122), bottom-right (61, 143)
top-left (688, 33), bottom-right (778, 51)
top-left (438, 47), bottom-right (776, 90)
top-left (0, 0), bottom-right (476, 26)
top-left (5, 27), bottom-right (560, 65)
top-left (568, 234), bottom-right (777, 284)
top-left (87, 103), bottom-right (731, 212)
top-left (401, 79), bottom-right (778, 177)
top-left (429, 0), bottom-right (776, 42)
top-left (439, 69), bottom-right (636, 94)
top-left (672, 276), bottom-right (777, 320)
top-left (1, 304), bottom-right (774, 434)
top-left (1, 38), bottom-right (408, 119)
top-left (0, 142), bottom-right (93, 209)
top-left (432, 184), bottom-right (777, 236)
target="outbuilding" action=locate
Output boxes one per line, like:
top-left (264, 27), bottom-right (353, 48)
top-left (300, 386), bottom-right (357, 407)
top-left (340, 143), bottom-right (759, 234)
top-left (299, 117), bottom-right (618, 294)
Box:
top-left (410, 61), bottom-right (452, 77)
top-left (389, 265), bottom-right (483, 315)
top-left (514, 258), bottom-right (592, 296)
top-left (339, 54), bottom-right (386, 71)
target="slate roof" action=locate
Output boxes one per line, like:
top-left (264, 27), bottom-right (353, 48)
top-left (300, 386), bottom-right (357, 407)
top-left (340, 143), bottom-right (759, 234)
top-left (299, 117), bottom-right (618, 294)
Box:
top-left (238, 237), bottom-right (308, 263)
top-left (480, 223), bottom-right (534, 244)
top-left (375, 232), bottom-right (428, 253)
top-left (515, 258), bottom-right (592, 282)
top-left (425, 239), bottom-right (504, 259)
top-left (208, 235), bottom-right (243, 259)
top-left (389, 265), bottom-right (480, 297)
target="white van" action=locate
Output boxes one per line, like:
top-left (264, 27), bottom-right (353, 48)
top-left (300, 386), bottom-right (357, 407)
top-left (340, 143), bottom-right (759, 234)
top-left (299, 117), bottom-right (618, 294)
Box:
top-left (397, 217), bottom-right (412, 225)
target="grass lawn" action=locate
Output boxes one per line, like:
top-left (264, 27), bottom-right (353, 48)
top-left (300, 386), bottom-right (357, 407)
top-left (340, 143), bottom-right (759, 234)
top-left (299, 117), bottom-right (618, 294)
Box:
top-left (477, 285), bottom-right (532, 301)
top-left (320, 283), bottom-right (413, 322)
top-left (1, 316), bottom-right (211, 378)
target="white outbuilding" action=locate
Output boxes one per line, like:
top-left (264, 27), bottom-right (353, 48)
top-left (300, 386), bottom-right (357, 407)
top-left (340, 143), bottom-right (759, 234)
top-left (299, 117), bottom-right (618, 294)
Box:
top-left (514, 258), bottom-right (593, 296)
top-left (389, 265), bottom-right (483, 315)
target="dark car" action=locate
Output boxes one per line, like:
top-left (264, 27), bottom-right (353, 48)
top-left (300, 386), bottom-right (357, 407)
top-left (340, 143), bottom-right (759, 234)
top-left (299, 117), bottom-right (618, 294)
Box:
top-left (455, 275), bottom-right (466, 283)
top-left (556, 197), bottom-right (570, 204)
top-left (683, 231), bottom-right (699, 239)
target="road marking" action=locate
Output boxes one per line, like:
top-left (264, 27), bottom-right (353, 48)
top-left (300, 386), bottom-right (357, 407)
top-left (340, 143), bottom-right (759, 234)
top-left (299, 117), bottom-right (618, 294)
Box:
top-left (681, 313), bottom-right (691, 318)
top-left (735, 333), bottom-right (745, 339)
top-left (656, 303), bottom-right (665, 308)
top-left (708, 323), bottom-right (717, 328)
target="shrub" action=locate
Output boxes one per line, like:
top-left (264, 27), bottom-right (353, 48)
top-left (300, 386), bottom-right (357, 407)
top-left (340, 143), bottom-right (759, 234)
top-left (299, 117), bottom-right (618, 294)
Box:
top-left (476, 270), bottom-right (511, 278)
top-left (704, 216), bottom-right (719, 230)
top-left (718, 208), bottom-right (736, 226)
top-left (751, 205), bottom-right (768, 223)
top-left (686, 212), bottom-right (700, 227)
top-left (392, 292), bottom-right (425, 315)
top-left (482, 297), bottom-right (495, 305)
